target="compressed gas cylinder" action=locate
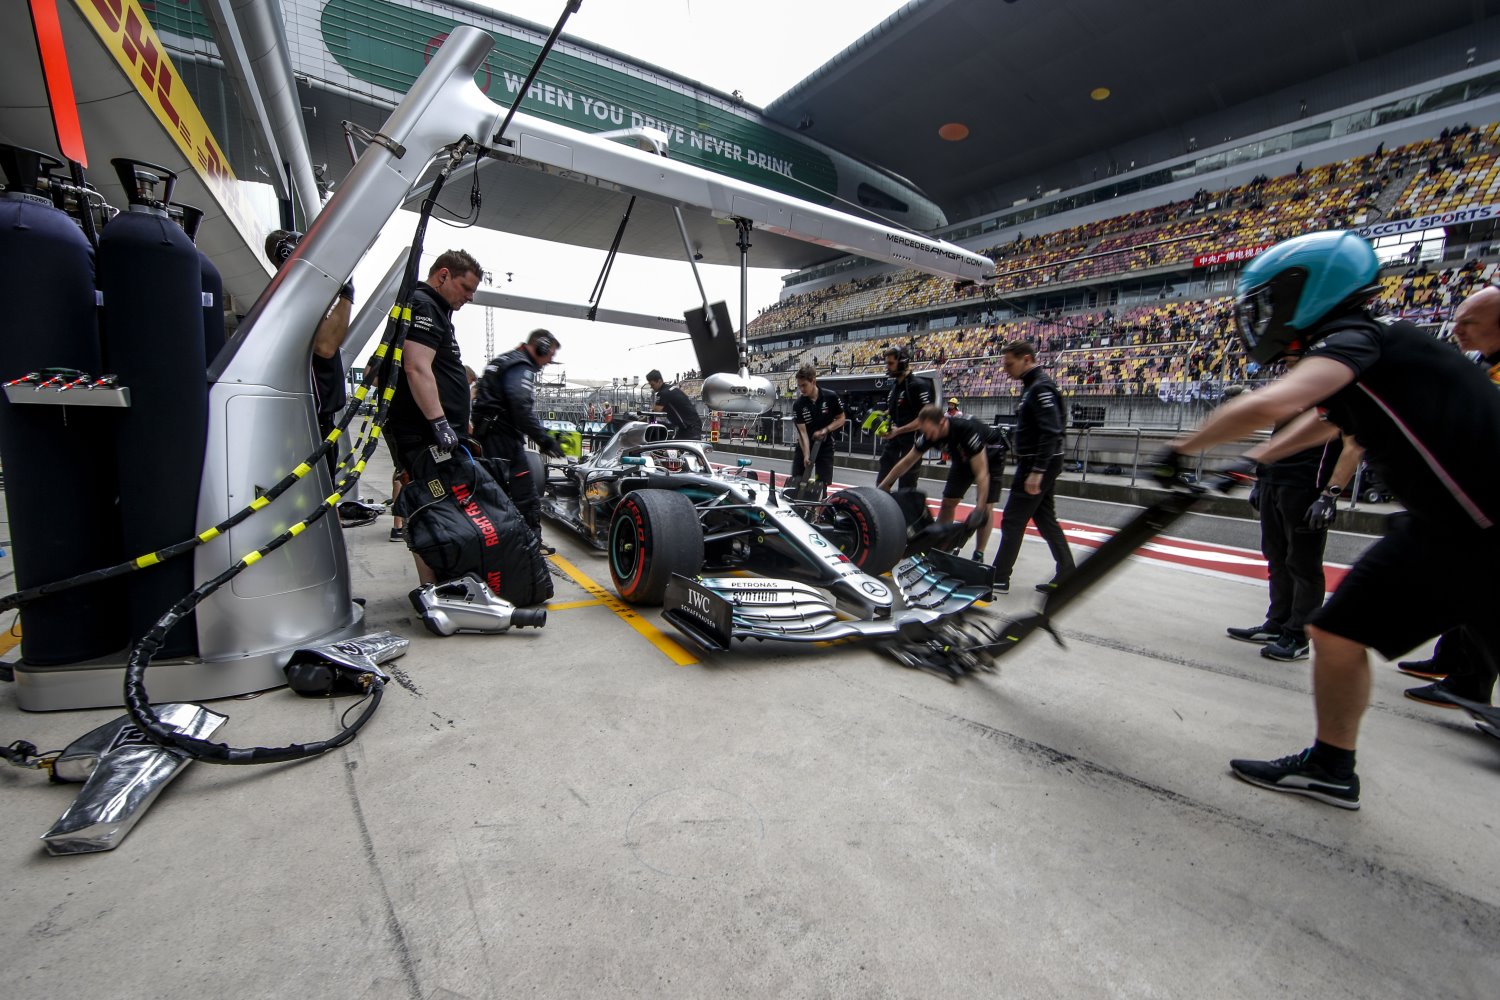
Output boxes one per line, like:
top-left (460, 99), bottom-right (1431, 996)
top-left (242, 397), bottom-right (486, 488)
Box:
top-left (0, 145), bottom-right (127, 664)
top-left (98, 159), bottom-right (207, 657)
top-left (173, 203), bottom-right (226, 366)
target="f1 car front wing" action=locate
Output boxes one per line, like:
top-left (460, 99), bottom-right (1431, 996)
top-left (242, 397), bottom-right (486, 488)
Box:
top-left (661, 550), bottom-right (995, 651)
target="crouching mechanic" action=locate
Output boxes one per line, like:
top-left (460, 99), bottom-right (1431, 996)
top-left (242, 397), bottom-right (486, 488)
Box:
top-left (473, 329), bottom-right (566, 554)
top-left (878, 403), bottom-right (1005, 558)
top-left (1157, 230), bottom-right (1500, 810)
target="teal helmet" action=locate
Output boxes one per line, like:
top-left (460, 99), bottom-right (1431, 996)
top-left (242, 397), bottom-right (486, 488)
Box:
top-left (1234, 231), bottom-right (1380, 364)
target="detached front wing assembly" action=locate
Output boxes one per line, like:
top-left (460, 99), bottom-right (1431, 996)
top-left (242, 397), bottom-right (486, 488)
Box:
top-left (661, 551), bottom-right (993, 651)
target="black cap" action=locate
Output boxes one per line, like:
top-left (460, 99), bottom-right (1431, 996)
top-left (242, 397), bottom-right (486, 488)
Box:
top-left (265, 229), bottom-right (303, 267)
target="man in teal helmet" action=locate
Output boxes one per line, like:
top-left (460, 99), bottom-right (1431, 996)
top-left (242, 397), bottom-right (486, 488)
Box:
top-left (1154, 230), bottom-right (1500, 810)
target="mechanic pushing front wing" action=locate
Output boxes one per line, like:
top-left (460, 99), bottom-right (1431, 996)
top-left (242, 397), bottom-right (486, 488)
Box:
top-left (661, 549), bottom-right (994, 651)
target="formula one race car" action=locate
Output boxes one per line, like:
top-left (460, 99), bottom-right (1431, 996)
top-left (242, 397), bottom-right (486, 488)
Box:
top-left (530, 421), bottom-right (993, 651)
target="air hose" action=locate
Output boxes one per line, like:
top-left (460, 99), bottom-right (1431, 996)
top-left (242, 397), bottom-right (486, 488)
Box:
top-left (0, 139), bottom-right (473, 619)
top-left (115, 145), bottom-right (479, 764)
top-left (0, 144), bottom-right (471, 764)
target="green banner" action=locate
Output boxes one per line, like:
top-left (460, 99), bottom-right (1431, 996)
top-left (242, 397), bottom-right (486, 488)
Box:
top-left (139, 0), bottom-right (215, 42)
top-left (319, 0), bottom-right (837, 203)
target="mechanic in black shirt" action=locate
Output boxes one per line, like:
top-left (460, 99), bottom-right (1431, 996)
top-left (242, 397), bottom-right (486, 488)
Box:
top-left (1225, 391), bottom-right (1360, 663)
top-left (1394, 284), bottom-right (1500, 707)
top-left (1162, 230), bottom-right (1500, 810)
top-left (264, 230), bottom-right (355, 478)
top-left (474, 329), bottom-right (565, 554)
top-left (879, 404), bottom-right (1006, 561)
top-left (646, 369), bottom-right (702, 440)
top-left (990, 341), bottom-right (1075, 594)
top-left (790, 364), bottom-right (845, 491)
top-left (384, 250), bottom-right (482, 583)
top-left (876, 346), bottom-right (934, 489)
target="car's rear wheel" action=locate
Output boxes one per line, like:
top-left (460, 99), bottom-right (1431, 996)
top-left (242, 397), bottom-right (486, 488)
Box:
top-left (608, 489), bottom-right (705, 604)
top-left (821, 486), bottom-right (907, 575)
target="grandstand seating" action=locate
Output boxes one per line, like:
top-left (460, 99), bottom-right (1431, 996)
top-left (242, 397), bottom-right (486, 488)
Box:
top-left (745, 122), bottom-right (1500, 404)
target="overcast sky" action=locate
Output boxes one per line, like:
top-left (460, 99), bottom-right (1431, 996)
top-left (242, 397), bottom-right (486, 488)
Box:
top-left (349, 0), bottom-right (909, 384)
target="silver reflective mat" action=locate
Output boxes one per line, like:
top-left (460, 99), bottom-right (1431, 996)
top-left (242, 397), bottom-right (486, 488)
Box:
top-left (41, 704), bottom-right (227, 856)
top-left (51, 702), bottom-right (212, 784)
top-left (286, 630), bottom-right (410, 681)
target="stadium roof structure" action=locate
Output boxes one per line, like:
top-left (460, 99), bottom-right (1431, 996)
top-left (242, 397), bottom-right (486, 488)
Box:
top-left (765, 0), bottom-right (1500, 219)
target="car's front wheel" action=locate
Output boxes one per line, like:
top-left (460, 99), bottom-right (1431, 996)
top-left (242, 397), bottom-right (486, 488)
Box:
top-left (820, 486), bottom-right (907, 575)
top-left (608, 489), bottom-right (705, 604)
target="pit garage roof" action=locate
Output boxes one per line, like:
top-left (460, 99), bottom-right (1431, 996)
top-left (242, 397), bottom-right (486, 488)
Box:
top-left (765, 0), bottom-right (1500, 215)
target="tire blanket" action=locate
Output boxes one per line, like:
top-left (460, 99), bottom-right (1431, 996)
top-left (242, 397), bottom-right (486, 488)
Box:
top-left (394, 449), bottom-right (553, 606)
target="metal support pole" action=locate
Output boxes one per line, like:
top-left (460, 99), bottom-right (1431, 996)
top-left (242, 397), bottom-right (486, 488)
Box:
top-left (735, 217), bottom-right (753, 377)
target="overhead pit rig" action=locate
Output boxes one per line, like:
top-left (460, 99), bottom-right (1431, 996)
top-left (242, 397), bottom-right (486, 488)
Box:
top-left (14, 24), bottom-right (992, 710)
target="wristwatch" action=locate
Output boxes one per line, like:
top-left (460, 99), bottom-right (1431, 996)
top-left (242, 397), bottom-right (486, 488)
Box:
top-left (1324, 484), bottom-right (1344, 498)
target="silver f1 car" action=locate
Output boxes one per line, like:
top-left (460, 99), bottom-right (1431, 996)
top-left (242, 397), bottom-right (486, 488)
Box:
top-left (531, 421), bottom-right (993, 652)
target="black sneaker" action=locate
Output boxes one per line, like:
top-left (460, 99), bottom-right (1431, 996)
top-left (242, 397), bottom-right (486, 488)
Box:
top-left (389, 525), bottom-right (405, 543)
top-left (1226, 623), bottom-right (1279, 644)
top-left (971, 549), bottom-right (985, 562)
top-left (1396, 658), bottom-right (1447, 680)
top-left (1229, 748), bottom-right (1360, 810)
top-left (538, 541), bottom-right (557, 556)
top-left (1404, 682), bottom-right (1469, 709)
top-left (1034, 578), bottom-right (1061, 594)
top-left (992, 579), bottom-right (1010, 595)
top-left (1260, 634), bottom-right (1310, 661)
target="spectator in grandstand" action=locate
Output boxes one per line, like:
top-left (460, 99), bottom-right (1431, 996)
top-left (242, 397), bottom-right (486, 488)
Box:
top-left (876, 345), bottom-right (935, 490)
top-left (1394, 285), bottom-right (1500, 709)
top-left (1158, 231), bottom-right (1500, 810)
top-left (946, 397), bottom-right (964, 418)
top-left (878, 403), bottom-right (1004, 561)
top-left (990, 341), bottom-right (1075, 595)
top-left (790, 364), bottom-right (845, 494)
top-left (646, 369), bottom-right (702, 440)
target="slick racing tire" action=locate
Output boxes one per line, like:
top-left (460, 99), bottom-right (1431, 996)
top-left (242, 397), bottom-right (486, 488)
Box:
top-left (609, 488), bottom-right (705, 605)
top-left (822, 486), bottom-right (906, 575)
top-left (525, 449), bottom-right (546, 488)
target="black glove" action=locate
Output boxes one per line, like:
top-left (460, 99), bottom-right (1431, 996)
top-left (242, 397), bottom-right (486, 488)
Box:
top-left (1304, 493), bottom-right (1337, 530)
top-left (964, 506), bottom-right (989, 531)
top-left (429, 417), bottom-right (459, 453)
top-left (539, 436), bottom-right (566, 459)
top-left (1148, 447), bottom-right (1189, 487)
top-left (1247, 482), bottom-right (1261, 513)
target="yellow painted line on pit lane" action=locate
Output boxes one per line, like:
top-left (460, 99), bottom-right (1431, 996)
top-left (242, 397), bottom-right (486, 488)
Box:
top-left (547, 554), bottom-right (699, 666)
top-left (546, 599), bottom-right (606, 611)
top-left (0, 626), bottom-right (20, 658)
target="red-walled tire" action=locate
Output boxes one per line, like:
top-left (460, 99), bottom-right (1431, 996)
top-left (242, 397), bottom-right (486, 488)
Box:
top-left (608, 489), bottom-right (705, 605)
top-left (823, 486), bottom-right (906, 575)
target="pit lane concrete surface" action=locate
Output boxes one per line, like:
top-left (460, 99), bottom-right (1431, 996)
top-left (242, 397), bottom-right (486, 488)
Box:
top-left (0, 447), bottom-right (1496, 1000)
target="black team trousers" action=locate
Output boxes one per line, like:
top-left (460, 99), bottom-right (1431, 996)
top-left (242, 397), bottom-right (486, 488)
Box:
top-left (992, 455), bottom-right (1074, 585)
top-left (1259, 483), bottom-right (1328, 641)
